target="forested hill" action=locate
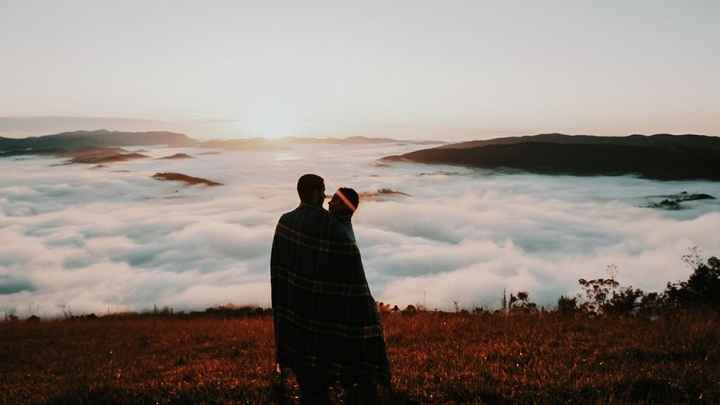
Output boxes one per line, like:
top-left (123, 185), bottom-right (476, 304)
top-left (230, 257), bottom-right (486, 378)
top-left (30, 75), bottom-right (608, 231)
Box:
top-left (0, 130), bottom-right (439, 157)
top-left (0, 130), bottom-right (194, 155)
top-left (382, 133), bottom-right (720, 181)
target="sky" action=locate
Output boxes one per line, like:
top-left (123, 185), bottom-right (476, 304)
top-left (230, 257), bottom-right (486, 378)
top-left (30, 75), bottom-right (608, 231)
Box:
top-left (1, 1), bottom-right (719, 139)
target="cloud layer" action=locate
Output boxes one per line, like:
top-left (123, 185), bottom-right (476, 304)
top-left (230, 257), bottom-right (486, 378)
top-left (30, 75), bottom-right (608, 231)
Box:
top-left (2, 144), bottom-right (720, 316)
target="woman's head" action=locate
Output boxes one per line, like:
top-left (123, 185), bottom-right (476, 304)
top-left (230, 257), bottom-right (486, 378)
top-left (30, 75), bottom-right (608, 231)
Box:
top-left (329, 187), bottom-right (359, 217)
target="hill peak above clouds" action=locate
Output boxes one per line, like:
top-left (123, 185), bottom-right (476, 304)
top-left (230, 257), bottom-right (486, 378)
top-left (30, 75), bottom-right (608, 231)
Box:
top-left (384, 133), bottom-right (720, 181)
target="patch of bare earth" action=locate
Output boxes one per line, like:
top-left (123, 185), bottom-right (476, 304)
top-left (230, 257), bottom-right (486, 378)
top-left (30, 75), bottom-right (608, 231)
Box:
top-left (158, 153), bottom-right (193, 160)
top-left (359, 188), bottom-right (411, 200)
top-left (152, 172), bottom-right (223, 186)
top-left (64, 148), bottom-right (148, 164)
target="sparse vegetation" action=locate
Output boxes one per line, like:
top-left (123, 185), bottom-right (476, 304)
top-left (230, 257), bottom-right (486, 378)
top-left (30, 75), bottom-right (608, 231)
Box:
top-left (1, 308), bottom-right (718, 404)
top-left (1, 255), bottom-right (719, 404)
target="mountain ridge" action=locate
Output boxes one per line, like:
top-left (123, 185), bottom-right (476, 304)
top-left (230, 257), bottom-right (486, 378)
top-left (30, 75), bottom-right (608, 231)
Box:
top-left (0, 129), bottom-right (441, 156)
top-left (435, 133), bottom-right (720, 151)
top-left (383, 133), bottom-right (720, 181)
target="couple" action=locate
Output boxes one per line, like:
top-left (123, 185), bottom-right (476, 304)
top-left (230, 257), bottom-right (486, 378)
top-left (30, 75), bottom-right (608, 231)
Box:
top-left (270, 174), bottom-right (390, 404)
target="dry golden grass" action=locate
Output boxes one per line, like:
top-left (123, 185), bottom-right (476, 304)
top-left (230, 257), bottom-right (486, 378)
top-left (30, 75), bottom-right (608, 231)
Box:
top-left (1, 311), bottom-right (718, 404)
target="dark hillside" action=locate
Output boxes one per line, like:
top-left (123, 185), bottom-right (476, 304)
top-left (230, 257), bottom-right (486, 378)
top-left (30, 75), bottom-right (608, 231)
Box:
top-left (384, 134), bottom-right (720, 180)
top-left (0, 130), bottom-right (195, 156)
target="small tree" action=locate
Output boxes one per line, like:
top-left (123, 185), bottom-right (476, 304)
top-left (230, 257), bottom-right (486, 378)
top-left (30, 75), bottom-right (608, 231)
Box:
top-left (664, 255), bottom-right (720, 310)
top-left (637, 292), bottom-right (664, 318)
top-left (577, 277), bottom-right (619, 314)
top-left (509, 291), bottom-right (537, 313)
top-left (603, 287), bottom-right (645, 316)
top-left (401, 305), bottom-right (417, 316)
top-left (557, 295), bottom-right (578, 315)
top-left (577, 265), bottom-right (645, 316)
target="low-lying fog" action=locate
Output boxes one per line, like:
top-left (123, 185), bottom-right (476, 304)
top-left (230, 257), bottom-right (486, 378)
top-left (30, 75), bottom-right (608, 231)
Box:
top-left (2, 143), bottom-right (720, 316)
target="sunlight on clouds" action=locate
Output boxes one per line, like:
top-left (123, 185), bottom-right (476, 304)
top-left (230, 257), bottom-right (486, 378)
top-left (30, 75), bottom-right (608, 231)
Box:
top-left (1, 143), bottom-right (719, 316)
top-left (236, 100), bottom-right (304, 138)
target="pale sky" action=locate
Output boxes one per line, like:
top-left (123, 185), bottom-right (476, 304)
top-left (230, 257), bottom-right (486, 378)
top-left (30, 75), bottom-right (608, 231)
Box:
top-left (1, 1), bottom-right (718, 140)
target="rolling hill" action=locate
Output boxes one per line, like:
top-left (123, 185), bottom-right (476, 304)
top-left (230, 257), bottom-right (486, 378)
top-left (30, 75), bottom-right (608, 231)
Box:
top-left (0, 130), bottom-right (194, 156)
top-left (0, 130), bottom-right (439, 157)
top-left (383, 133), bottom-right (720, 181)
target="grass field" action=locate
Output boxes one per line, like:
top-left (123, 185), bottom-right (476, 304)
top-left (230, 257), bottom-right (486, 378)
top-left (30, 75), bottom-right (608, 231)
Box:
top-left (1, 311), bottom-right (719, 404)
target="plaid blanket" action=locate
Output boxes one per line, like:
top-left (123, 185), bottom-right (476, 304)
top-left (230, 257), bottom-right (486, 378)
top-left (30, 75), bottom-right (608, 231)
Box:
top-left (271, 203), bottom-right (390, 384)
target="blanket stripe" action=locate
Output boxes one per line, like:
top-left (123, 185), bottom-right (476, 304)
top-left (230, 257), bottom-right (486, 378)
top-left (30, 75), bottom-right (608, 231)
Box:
top-left (275, 222), bottom-right (359, 254)
top-left (271, 265), bottom-right (371, 297)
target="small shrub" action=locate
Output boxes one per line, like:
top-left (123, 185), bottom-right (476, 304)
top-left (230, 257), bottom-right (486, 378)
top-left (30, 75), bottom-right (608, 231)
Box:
top-left (401, 305), bottom-right (417, 315)
top-left (604, 287), bottom-right (645, 316)
top-left (509, 291), bottom-right (537, 313)
top-left (557, 295), bottom-right (578, 315)
top-left (377, 302), bottom-right (392, 315)
top-left (664, 255), bottom-right (720, 310)
top-left (578, 277), bottom-right (620, 314)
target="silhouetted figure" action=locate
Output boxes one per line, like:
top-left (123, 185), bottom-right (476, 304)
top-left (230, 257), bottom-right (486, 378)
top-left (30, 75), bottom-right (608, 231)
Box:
top-left (271, 175), bottom-right (390, 404)
top-left (328, 187), bottom-right (359, 242)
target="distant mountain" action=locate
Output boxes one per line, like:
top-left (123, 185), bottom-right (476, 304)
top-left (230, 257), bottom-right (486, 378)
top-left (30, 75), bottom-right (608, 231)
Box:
top-left (0, 130), bottom-right (438, 157)
top-left (0, 129), bottom-right (194, 156)
top-left (196, 138), bottom-right (280, 150)
top-left (281, 136), bottom-right (442, 145)
top-left (199, 135), bottom-right (441, 150)
top-left (434, 133), bottom-right (720, 152)
top-left (382, 133), bottom-right (720, 181)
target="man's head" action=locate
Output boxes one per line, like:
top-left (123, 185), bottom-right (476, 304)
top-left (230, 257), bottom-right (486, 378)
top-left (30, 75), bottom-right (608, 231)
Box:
top-left (297, 174), bottom-right (325, 206)
top-left (329, 187), bottom-right (359, 217)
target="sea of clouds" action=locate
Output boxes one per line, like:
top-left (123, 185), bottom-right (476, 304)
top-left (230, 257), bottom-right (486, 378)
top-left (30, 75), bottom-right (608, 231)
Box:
top-left (2, 143), bottom-right (720, 317)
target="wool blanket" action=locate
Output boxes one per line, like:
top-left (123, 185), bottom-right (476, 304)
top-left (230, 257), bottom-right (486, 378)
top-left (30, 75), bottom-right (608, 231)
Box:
top-left (270, 204), bottom-right (390, 384)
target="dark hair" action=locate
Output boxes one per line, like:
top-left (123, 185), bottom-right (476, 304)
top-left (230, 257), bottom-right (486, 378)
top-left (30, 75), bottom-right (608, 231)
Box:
top-left (297, 174), bottom-right (325, 203)
top-left (338, 187), bottom-right (359, 210)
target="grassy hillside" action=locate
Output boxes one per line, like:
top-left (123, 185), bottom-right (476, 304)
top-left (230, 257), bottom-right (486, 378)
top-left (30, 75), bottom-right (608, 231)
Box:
top-left (1, 311), bottom-right (718, 404)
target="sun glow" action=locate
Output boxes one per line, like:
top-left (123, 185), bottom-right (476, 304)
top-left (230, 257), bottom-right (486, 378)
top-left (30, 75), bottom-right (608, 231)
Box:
top-left (236, 101), bottom-right (303, 139)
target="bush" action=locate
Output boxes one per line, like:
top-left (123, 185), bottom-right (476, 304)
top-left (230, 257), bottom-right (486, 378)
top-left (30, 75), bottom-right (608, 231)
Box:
top-left (509, 291), bottom-right (537, 313)
top-left (575, 253), bottom-right (719, 316)
top-left (664, 255), bottom-right (720, 310)
top-left (557, 295), bottom-right (578, 315)
top-left (603, 287), bottom-right (645, 316)
top-left (577, 277), bottom-right (620, 314)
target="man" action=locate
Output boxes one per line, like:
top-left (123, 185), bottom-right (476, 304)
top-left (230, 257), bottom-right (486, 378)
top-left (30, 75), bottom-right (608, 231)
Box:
top-left (270, 175), bottom-right (390, 404)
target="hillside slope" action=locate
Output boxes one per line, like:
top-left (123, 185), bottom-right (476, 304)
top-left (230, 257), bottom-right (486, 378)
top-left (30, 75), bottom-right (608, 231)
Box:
top-left (383, 134), bottom-right (720, 180)
top-left (0, 130), bottom-right (194, 156)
